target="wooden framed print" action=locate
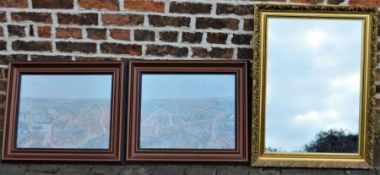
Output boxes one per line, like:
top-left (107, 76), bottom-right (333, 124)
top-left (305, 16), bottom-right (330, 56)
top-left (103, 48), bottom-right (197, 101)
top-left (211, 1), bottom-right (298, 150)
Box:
top-left (252, 4), bottom-right (377, 168)
top-left (126, 60), bottom-right (248, 162)
top-left (2, 62), bottom-right (124, 162)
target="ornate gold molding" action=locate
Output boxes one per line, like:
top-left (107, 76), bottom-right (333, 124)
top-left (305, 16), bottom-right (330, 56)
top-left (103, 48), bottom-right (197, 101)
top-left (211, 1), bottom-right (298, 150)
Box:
top-left (251, 4), bottom-right (378, 168)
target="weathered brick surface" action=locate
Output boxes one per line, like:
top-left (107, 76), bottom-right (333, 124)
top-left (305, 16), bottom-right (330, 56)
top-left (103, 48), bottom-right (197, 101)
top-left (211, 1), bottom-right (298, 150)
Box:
top-left (149, 15), bottom-right (190, 27)
top-left (12, 12), bottom-right (52, 23)
top-left (86, 28), bottom-right (106, 40)
top-left (170, 2), bottom-right (212, 14)
top-left (135, 30), bottom-right (155, 41)
top-left (110, 29), bottom-right (130, 41)
top-left (349, 0), bottom-right (380, 6)
top-left (232, 34), bottom-right (252, 45)
top-left (146, 45), bottom-right (188, 57)
top-left (37, 26), bottom-right (51, 38)
top-left (101, 43), bottom-right (142, 55)
top-left (102, 14), bottom-right (144, 26)
top-left (30, 55), bottom-right (72, 61)
top-left (12, 40), bottom-right (51, 51)
top-left (159, 31), bottom-right (178, 42)
top-left (217, 4), bottom-right (254, 15)
top-left (125, 0), bottom-right (165, 12)
top-left (56, 27), bottom-right (82, 39)
top-left (207, 32), bottom-right (228, 44)
top-left (192, 47), bottom-right (234, 59)
top-left (237, 48), bottom-right (253, 60)
top-left (182, 32), bottom-right (203, 43)
top-left (58, 13), bottom-right (98, 25)
top-left (0, 0), bottom-right (28, 8)
top-left (56, 42), bottom-right (96, 53)
top-left (0, 12), bottom-right (6, 22)
top-left (78, 0), bottom-right (119, 10)
top-left (32, 0), bottom-right (74, 9)
top-left (197, 18), bottom-right (239, 30)
top-left (8, 25), bottom-right (26, 37)
top-left (244, 19), bottom-right (254, 31)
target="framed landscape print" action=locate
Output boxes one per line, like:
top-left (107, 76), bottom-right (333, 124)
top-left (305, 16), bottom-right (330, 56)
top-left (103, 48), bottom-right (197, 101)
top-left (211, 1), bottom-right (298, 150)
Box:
top-left (126, 60), bottom-right (248, 162)
top-left (251, 5), bottom-right (377, 168)
top-left (2, 62), bottom-right (124, 162)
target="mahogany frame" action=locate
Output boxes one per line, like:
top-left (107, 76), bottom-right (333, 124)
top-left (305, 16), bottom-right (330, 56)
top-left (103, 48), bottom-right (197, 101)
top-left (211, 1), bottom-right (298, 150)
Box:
top-left (126, 60), bottom-right (249, 162)
top-left (2, 62), bottom-right (124, 162)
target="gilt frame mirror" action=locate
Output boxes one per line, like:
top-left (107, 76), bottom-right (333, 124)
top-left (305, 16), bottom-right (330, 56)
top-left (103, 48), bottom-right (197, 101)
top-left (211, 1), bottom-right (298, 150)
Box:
top-left (252, 5), bottom-right (377, 168)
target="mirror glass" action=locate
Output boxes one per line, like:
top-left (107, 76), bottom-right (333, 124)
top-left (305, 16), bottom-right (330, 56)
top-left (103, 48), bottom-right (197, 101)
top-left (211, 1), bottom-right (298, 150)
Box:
top-left (139, 74), bottom-right (236, 149)
top-left (16, 74), bottom-right (113, 149)
top-left (264, 18), bottom-right (363, 153)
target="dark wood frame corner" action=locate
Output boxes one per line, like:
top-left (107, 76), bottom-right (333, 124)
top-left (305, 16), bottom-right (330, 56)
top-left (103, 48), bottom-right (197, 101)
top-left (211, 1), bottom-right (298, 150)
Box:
top-left (2, 62), bottom-right (124, 162)
top-left (126, 60), bottom-right (249, 162)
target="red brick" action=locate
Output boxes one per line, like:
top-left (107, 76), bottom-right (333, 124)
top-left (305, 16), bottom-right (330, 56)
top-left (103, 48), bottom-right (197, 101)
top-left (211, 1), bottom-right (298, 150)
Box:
top-left (0, 12), bottom-right (7, 22)
top-left (102, 14), bottom-right (144, 26)
top-left (182, 32), bottom-right (203, 44)
top-left (244, 19), bottom-right (253, 31)
top-left (56, 42), bottom-right (96, 53)
top-left (32, 0), bottom-right (74, 9)
top-left (87, 28), bottom-right (106, 40)
top-left (58, 13), bottom-right (98, 25)
top-left (30, 55), bottom-right (72, 61)
top-left (134, 30), bottom-right (155, 41)
top-left (207, 33), bottom-right (228, 44)
top-left (110, 29), bottom-right (130, 41)
top-left (12, 40), bottom-right (51, 51)
top-left (159, 31), bottom-right (178, 42)
top-left (101, 43), bottom-right (142, 55)
top-left (8, 25), bottom-right (26, 37)
top-left (149, 15), bottom-right (190, 27)
top-left (0, 0), bottom-right (28, 8)
top-left (78, 0), bottom-right (119, 10)
top-left (349, 0), bottom-right (380, 6)
top-left (170, 2), bottom-right (211, 14)
top-left (125, 0), bottom-right (164, 13)
top-left (37, 26), bottom-right (51, 38)
top-left (237, 48), bottom-right (253, 60)
top-left (146, 45), bottom-right (188, 57)
top-left (56, 28), bottom-right (82, 39)
top-left (197, 18), bottom-right (239, 30)
top-left (216, 4), bottom-right (253, 15)
top-left (12, 12), bottom-right (52, 23)
top-left (231, 34), bottom-right (252, 45)
top-left (192, 47), bottom-right (233, 59)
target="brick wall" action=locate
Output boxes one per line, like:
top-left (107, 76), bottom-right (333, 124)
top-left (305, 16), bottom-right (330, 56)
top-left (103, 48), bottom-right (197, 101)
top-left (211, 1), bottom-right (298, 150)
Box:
top-left (0, 0), bottom-right (379, 174)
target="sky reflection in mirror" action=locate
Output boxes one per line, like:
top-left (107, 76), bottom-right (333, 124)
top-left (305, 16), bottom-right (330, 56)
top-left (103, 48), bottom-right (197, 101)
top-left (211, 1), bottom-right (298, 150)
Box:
top-left (265, 18), bottom-right (362, 153)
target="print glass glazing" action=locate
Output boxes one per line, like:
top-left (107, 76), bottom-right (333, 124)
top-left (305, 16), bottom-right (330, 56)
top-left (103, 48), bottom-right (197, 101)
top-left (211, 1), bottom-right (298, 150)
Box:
top-left (139, 74), bottom-right (236, 149)
top-left (16, 74), bottom-right (113, 149)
